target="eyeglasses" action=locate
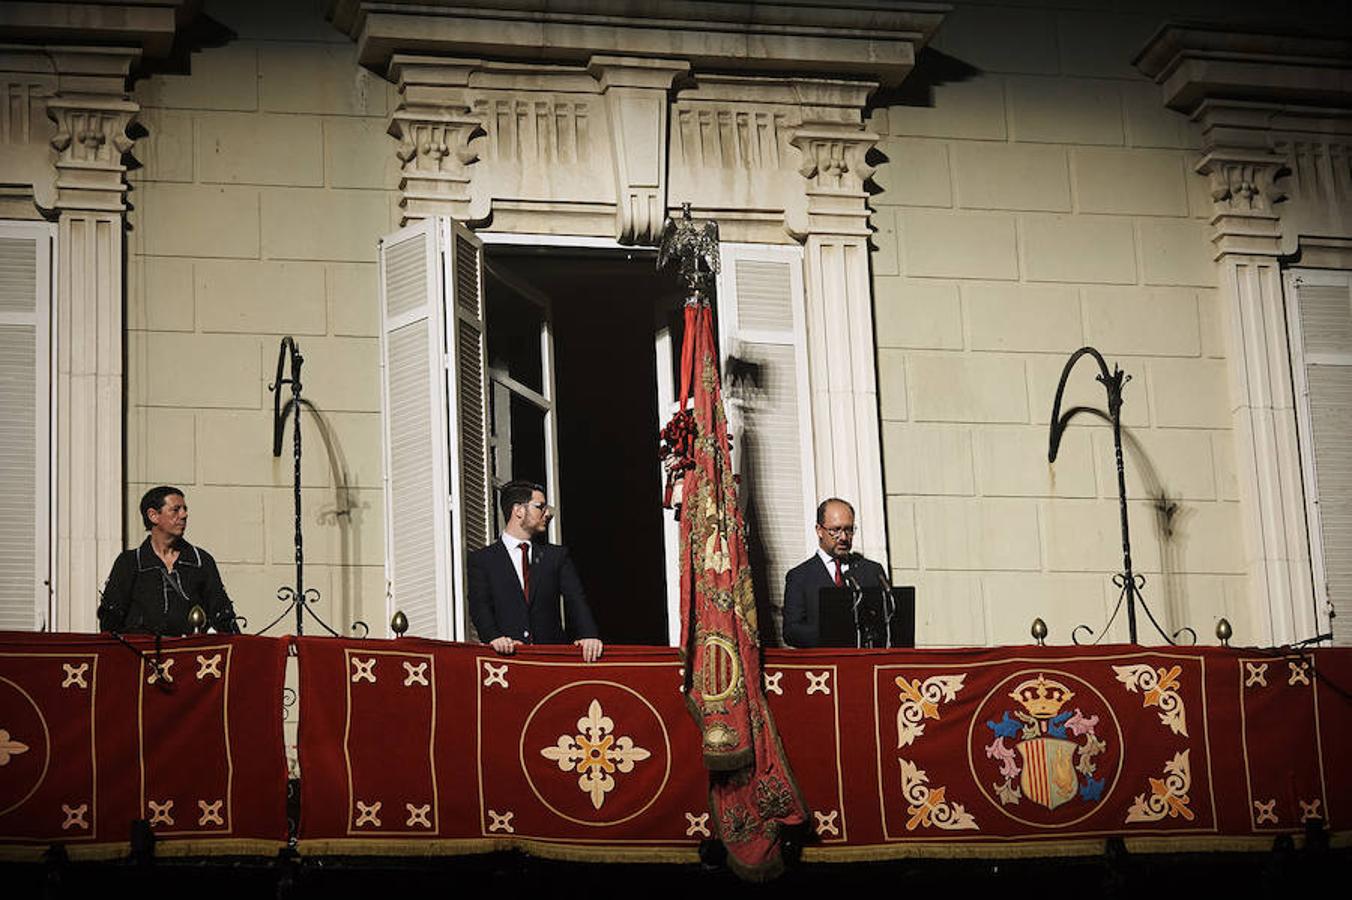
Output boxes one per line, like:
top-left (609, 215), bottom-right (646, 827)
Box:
top-left (528, 502), bottom-right (554, 514)
top-left (820, 525), bottom-right (856, 538)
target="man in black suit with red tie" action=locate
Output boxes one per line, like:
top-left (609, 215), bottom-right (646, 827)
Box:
top-left (782, 497), bottom-right (888, 648)
top-left (467, 479), bottom-right (604, 662)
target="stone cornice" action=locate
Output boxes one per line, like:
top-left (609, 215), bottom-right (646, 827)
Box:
top-left (1136, 23), bottom-right (1352, 258)
top-left (0, 0), bottom-right (198, 61)
top-left (329, 0), bottom-right (946, 88)
top-left (1134, 23), bottom-right (1352, 114)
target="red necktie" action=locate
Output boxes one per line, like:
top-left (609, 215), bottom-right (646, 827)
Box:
top-left (833, 558), bottom-right (843, 587)
top-left (520, 543), bottom-right (531, 602)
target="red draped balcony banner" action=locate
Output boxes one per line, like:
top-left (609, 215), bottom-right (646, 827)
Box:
top-left (0, 632), bottom-right (288, 860)
top-left (296, 638), bottom-right (1352, 859)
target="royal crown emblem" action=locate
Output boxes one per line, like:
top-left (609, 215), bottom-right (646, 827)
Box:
top-left (970, 670), bottom-right (1121, 824)
top-left (1009, 674), bottom-right (1075, 719)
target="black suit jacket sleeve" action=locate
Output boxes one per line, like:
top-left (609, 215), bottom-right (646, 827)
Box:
top-left (557, 547), bottom-right (598, 639)
top-left (467, 549), bottom-right (501, 642)
top-left (782, 560), bottom-right (819, 648)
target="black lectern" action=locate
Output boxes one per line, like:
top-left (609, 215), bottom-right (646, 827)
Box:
top-left (818, 586), bottom-right (915, 648)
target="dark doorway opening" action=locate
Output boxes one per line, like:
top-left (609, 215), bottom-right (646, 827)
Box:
top-left (485, 247), bottom-right (682, 645)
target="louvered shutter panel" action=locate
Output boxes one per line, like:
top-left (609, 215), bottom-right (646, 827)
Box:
top-left (378, 220), bottom-right (453, 638)
top-left (1293, 273), bottom-right (1352, 645)
top-left (716, 244), bottom-right (816, 642)
top-left (0, 223), bottom-right (52, 631)
top-left (447, 221), bottom-right (493, 568)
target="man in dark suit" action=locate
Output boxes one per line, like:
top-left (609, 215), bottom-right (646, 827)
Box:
top-left (468, 479), bottom-right (604, 662)
top-left (782, 497), bottom-right (888, 647)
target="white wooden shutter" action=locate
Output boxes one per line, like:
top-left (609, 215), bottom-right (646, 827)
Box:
top-left (447, 221), bottom-right (493, 557)
top-left (1288, 269), bottom-right (1352, 646)
top-left (378, 218), bottom-right (492, 641)
top-left (716, 244), bottom-right (815, 642)
top-left (379, 219), bottom-right (453, 638)
top-left (0, 221), bottom-right (53, 631)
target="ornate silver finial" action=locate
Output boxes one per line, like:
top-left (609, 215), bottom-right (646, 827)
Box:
top-left (1031, 617), bottom-right (1048, 646)
top-left (657, 202), bottom-right (720, 306)
top-left (1215, 617), bottom-right (1232, 648)
top-left (390, 610), bottom-right (409, 637)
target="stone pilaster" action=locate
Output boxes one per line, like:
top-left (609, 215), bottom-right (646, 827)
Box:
top-left (589, 56), bottom-right (688, 245)
top-left (1136, 25), bottom-right (1352, 644)
top-left (789, 79), bottom-right (889, 564)
top-left (45, 47), bottom-right (140, 633)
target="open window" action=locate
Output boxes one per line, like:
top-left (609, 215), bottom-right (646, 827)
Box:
top-left (379, 225), bottom-right (816, 646)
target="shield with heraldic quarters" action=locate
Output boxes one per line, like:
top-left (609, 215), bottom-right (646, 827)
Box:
top-left (1017, 735), bottom-right (1080, 811)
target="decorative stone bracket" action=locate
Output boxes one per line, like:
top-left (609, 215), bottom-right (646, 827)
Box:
top-left (590, 56), bottom-right (688, 245)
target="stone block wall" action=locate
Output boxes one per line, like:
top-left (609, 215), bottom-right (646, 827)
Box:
top-left (868, 0), bottom-right (1253, 648)
top-left (124, 0), bottom-right (398, 638)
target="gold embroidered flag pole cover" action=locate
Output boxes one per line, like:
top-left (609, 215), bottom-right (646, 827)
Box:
top-left (658, 206), bottom-right (807, 880)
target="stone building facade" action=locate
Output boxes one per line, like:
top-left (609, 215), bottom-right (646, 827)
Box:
top-left (1, 0), bottom-right (1348, 649)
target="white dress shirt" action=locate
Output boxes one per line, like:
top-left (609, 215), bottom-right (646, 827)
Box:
top-left (816, 547), bottom-right (848, 583)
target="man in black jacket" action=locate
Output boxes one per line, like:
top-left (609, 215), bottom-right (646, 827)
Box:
top-left (98, 485), bottom-right (240, 635)
top-left (782, 497), bottom-right (887, 648)
top-left (468, 480), bottom-right (603, 662)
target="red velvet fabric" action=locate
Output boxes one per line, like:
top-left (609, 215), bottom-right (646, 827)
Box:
top-left (0, 632), bottom-right (288, 855)
top-left (295, 640), bottom-right (1352, 857)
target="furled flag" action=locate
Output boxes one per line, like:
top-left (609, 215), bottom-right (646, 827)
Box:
top-left (659, 206), bottom-right (806, 880)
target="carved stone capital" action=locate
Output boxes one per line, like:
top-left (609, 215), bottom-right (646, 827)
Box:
top-left (788, 124), bottom-right (877, 238)
top-left (387, 56), bottom-right (488, 223)
top-left (1195, 147), bottom-right (1285, 257)
top-left (47, 96), bottom-right (138, 212)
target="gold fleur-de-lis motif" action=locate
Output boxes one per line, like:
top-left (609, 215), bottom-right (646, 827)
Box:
top-left (61, 662), bottom-right (89, 689)
top-left (197, 799), bottom-right (224, 826)
top-left (1254, 799), bottom-right (1278, 825)
top-left (403, 661), bottom-right (429, 687)
top-left (354, 800), bottom-right (382, 827)
top-left (0, 729), bottom-right (30, 765)
top-left (1113, 664), bottom-right (1187, 737)
top-left (482, 662), bottom-right (509, 689)
top-left (195, 654), bottom-right (222, 680)
top-left (148, 799), bottom-right (175, 826)
top-left (684, 812), bottom-right (710, 837)
top-left (1126, 751), bottom-right (1194, 823)
top-left (899, 759), bottom-right (977, 831)
top-left (540, 699), bottom-right (652, 810)
top-left (487, 809), bottom-right (514, 833)
top-left (814, 810), bottom-right (840, 836)
top-left (405, 803), bottom-right (432, 828)
top-left (147, 658), bottom-right (174, 684)
top-left (351, 657), bottom-right (377, 684)
top-left (61, 804), bottom-right (89, 830)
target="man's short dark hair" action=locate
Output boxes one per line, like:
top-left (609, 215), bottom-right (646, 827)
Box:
top-left (140, 485), bottom-right (185, 530)
top-left (499, 479), bottom-right (545, 522)
top-left (816, 497), bottom-right (854, 526)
